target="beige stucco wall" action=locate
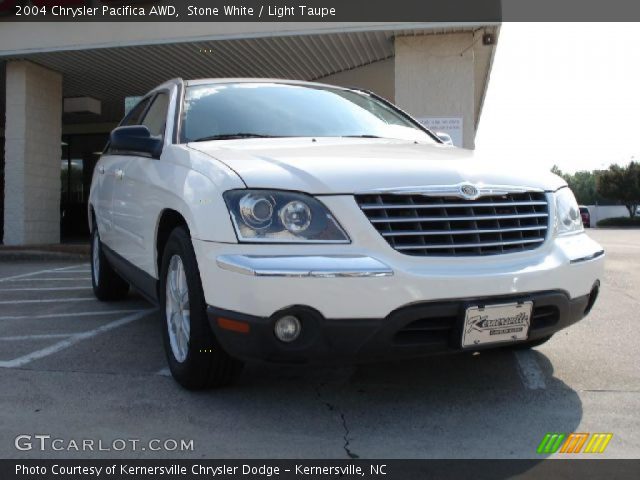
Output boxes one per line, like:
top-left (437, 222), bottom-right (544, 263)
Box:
top-left (472, 30), bottom-right (497, 129)
top-left (3, 61), bottom-right (62, 244)
top-left (394, 33), bottom-right (476, 148)
top-left (317, 58), bottom-right (395, 102)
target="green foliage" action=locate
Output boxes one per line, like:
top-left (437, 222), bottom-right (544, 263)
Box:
top-left (550, 165), bottom-right (602, 205)
top-left (596, 162), bottom-right (640, 218)
top-left (597, 216), bottom-right (640, 227)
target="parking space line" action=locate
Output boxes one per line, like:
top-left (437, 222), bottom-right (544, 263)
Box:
top-left (0, 264), bottom-right (88, 283)
top-left (0, 309), bottom-right (154, 368)
top-left (0, 309), bottom-right (145, 321)
top-left (156, 367), bottom-right (171, 377)
top-left (5, 278), bottom-right (90, 282)
top-left (514, 350), bottom-right (547, 390)
top-left (0, 334), bottom-right (73, 341)
top-left (0, 287), bottom-right (93, 292)
top-left (0, 298), bottom-right (95, 305)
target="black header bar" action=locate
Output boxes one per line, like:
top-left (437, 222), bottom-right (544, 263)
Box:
top-left (2, 0), bottom-right (640, 22)
top-left (2, 459), bottom-right (640, 480)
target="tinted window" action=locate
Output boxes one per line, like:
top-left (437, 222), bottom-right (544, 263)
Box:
top-left (181, 83), bottom-right (436, 143)
top-left (141, 93), bottom-right (170, 138)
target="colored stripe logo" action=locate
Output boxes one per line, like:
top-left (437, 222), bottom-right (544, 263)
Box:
top-left (584, 433), bottom-right (613, 454)
top-left (537, 433), bottom-right (613, 454)
top-left (560, 433), bottom-right (589, 453)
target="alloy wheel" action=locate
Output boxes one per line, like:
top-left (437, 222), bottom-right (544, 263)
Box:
top-left (165, 255), bottom-right (191, 363)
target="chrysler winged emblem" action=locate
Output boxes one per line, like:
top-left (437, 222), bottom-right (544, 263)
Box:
top-left (459, 184), bottom-right (479, 200)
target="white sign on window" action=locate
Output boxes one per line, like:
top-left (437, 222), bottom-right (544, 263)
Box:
top-left (418, 117), bottom-right (463, 147)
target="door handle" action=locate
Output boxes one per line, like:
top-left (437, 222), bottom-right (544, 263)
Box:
top-left (115, 169), bottom-right (124, 180)
top-left (98, 166), bottom-right (105, 175)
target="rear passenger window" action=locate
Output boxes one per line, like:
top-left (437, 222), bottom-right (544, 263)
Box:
top-left (141, 93), bottom-right (170, 139)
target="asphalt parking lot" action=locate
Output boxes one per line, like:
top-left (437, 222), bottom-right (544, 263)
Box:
top-left (0, 229), bottom-right (638, 460)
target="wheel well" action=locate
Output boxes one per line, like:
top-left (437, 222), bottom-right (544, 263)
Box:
top-left (156, 209), bottom-right (189, 275)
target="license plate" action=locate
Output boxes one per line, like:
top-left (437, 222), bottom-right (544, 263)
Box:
top-left (462, 301), bottom-right (532, 348)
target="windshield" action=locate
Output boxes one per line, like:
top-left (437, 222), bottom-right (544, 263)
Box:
top-left (181, 82), bottom-right (437, 143)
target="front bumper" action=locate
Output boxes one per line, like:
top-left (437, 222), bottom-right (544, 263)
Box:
top-left (193, 228), bottom-right (604, 363)
top-left (192, 231), bottom-right (604, 320)
top-left (207, 288), bottom-right (599, 363)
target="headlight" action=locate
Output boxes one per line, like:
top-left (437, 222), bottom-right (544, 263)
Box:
top-left (224, 190), bottom-right (350, 243)
top-left (554, 187), bottom-right (583, 235)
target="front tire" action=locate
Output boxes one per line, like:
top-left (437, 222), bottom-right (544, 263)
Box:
top-left (91, 228), bottom-right (130, 301)
top-left (160, 226), bottom-right (243, 390)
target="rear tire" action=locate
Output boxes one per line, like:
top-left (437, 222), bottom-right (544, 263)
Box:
top-left (91, 227), bottom-right (130, 301)
top-left (160, 226), bottom-right (243, 390)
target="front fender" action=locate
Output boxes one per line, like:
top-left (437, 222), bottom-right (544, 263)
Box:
top-left (158, 145), bottom-right (244, 243)
top-left (177, 169), bottom-right (239, 243)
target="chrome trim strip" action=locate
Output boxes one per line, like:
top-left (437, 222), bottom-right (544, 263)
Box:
top-left (358, 183), bottom-right (544, 199)
top-left (395, 238), bottom-right (545, 251)
top-left (369, 213), bottom-right (549, 223)
top-left (360, 200), bottom-right (547, 210)
top-left (216, 255), bottom-right (393, 278)
top-left (382, 226), bottom-right (548, 237)
top-left (569, 250), bottom-right (605, 264)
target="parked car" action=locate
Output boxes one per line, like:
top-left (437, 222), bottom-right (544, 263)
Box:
top-left (579, 206), bottom-right (591, 228)
top-left (89, 79), bottom-right (605, 389)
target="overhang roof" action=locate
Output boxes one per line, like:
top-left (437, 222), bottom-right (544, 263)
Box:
top-left (0, 23), bottom-right (498, 127)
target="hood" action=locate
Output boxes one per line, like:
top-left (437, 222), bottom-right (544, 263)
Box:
top-left (188, 138), bottom-right (565, 194)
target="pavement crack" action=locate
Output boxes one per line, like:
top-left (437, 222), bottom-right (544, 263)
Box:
top-left (315, 381), bottom-right (359, 459)
top-left (340, 411), bottom-right (359, 459)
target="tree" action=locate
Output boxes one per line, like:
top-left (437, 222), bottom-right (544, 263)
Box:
top-left (569, 170), bottom-right (600, 205)
top-left (596, 162), bottom-right (640, 218)
top-left (551, 165), bottom-right (601, 205)
top-left (551, 165), bottom-right (565, 178)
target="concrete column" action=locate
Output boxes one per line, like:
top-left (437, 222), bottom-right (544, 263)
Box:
top-left (4, 60), bottom-right (62, 245)
top-left (394, 34), bottom-right (476, 149)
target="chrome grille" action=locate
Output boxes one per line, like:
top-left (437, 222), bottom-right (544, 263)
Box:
top-left (355, 191), bottom-right (549, 256)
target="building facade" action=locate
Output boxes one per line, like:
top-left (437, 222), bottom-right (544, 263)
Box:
top-left (0, 22), bottom-right (499, 245)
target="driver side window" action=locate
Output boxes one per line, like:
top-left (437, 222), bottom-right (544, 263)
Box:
top-left (121, 97), bottom-right (152, 126)
top-left (141, 93), bottom-right (170, 140)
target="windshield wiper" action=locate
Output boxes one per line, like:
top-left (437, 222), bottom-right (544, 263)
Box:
top-left (191, 133), bottom-right (280, 142)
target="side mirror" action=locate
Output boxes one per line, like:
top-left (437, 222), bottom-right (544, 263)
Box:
top-left (435, 132), bottom-right (454, 146)
top-left (109, 126), bottom-right (162, 158)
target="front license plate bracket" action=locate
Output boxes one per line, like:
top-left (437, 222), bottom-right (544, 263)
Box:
top-left (461, 301), bottom-right (533, 348)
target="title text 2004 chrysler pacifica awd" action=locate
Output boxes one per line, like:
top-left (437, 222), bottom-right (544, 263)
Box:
top-left (89, 78), bottom-right (604, 389)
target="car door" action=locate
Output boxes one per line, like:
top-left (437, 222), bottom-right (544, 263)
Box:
top-left (93, 97), bottom-right (152, 249)
top-left (91, 154), bottom-right (118, 247)
top-left (111, 91), bottom-right (171, 271)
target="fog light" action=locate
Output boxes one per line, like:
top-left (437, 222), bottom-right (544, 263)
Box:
top-left (274, 315), bottom-right (301, 342)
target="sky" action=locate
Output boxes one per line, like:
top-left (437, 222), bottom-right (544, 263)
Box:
top-left (475, 23), bottom-right (640, 174)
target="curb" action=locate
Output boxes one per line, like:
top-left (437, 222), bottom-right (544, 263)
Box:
top-left (0, 250), bottom-right (90, 262)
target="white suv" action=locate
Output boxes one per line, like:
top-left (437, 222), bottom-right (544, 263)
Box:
top-left (89, 78), bottom-right (604, 389)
